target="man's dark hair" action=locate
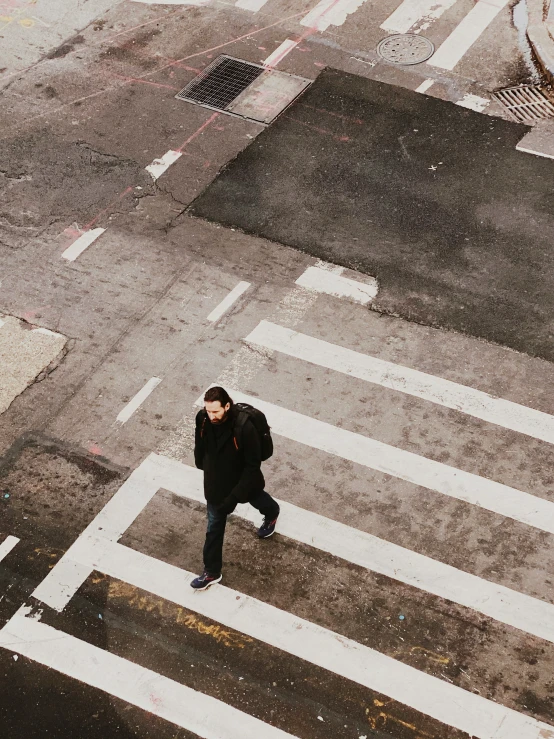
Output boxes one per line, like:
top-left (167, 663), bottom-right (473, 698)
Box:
top-left (204, 386), bottom-right (233, 407)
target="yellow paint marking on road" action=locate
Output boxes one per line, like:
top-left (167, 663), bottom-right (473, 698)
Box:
top-left (107, 580), bottom-right (253, 648)
top-left (411, 647), bottom-right (449, 665)
top-left (366, 700), bottom-right (436, 738)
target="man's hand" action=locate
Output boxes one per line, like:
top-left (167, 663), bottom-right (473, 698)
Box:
top-left (218, 496), bottom-right (237, 516)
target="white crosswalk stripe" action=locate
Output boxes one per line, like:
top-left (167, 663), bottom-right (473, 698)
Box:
top-left (2, 606), bottom-right (299, 739)
top-left (246, 321), bottom-right (554, 444)
top-left (141, 455), bottom-right (554, 645)
top-left (4, 317), bottom-right (554, 738)
top-left (15, 527), bottom-right (554, 739)
top-left (198, 386), bottom-right (554, 535)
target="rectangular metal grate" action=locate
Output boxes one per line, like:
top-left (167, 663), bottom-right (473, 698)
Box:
top-left (493, 85), bottom-right (554, 123)
top-left (176, 55), bottom-right (264, 112)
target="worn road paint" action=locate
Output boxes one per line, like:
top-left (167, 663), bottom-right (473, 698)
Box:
top-left (301, 0), bottom-right (369, 31)
top-left (415, 78), bottom-right (434, 93)
top-left (0, 535), bottom-right (19, 563)
top-left (380, 0), bottom-right (457, 34)
top-left (456, 93), bottom-right (489, 111)
top-left (61, 228), bottom-right (106, 261)
top-left (107, 580), bottom-right (253, 647)
top-left (428, 0), bottom-right (511, 70)
top-left (0, 607), bottom-right (298, 739)
top-left (152, 454), bottom-right (554, 645)
top-left (245, 321), bottom-right (554, 444)
top-left (198, 388), bottom-right (554, 535)
top-left (146, 151), bottom-right (182, 180)
top-left (236, 0), bottom-right (269, 11)
top-left (39, 535), bottom-right (554, 739)
top-left (295, 265), bottom-right (378, 303)
top-left (263, 39), bottom-right (299, 67)
top-left (116, 377), bottom-right (162, 425)
top-left (206, 281), bottom-right (251, 322)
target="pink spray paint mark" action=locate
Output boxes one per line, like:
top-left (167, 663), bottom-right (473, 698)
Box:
top-left (88, 444), bottom-right (103, 456)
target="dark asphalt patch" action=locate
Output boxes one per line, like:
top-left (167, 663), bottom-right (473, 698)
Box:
top-left (189, 69), bottom-right (554, 362)
top-left (0, 133), bottom-right (151, 249)
top-left (0, 433), bottom-right (126, 626)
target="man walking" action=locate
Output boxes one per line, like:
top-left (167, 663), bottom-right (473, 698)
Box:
top-left (191, 386), bottom-right (280, 591)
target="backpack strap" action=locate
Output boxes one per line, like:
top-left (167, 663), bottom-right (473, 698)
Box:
top-left (232, 408), bottom-right (249, 451)
top-left (197, 409), bottom-right (208, 438)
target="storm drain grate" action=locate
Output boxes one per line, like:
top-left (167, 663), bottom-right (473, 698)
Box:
top-left (493, 85), bottom-right (554, 123)
top-left (176, 55), bottom-right (264, 111)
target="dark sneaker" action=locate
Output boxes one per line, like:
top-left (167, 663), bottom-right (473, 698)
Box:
top-left (257, 516), bottom-right (278, 539)
top-left (190, 571), bottom-right (222, 590)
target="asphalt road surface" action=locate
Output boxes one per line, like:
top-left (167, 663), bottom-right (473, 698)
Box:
top-left (1, 0), bottom-right (554, 738)
top-left (190, 68), bottom-right (554, 361)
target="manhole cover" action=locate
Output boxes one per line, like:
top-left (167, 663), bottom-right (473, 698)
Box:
top-left (377, 34), bottom-right (434, 65)
top-left (493, 85), bottom-right (554, 123)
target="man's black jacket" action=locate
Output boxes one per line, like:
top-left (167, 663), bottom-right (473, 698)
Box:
top-left (194, 407), bottom-right (265, 507)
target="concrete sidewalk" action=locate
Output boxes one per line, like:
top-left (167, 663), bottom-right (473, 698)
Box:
top-left (527, 0), bottom-right (554, 82)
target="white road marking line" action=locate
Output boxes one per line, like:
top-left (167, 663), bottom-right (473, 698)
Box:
top-left (263, 39), bottom-right (299, 67)
top-left (206, 281), bottom-right (251, 322)
top-left (295, 265), bottom-right (378, 304)
top-left (32, 455), bottom-right (167, 610)
top-left (0, 317), bottom-right (5, 329)
top-left (25, 448), bottom-right (554, 738)
top-left (516, 144), bottom-right (554, 160)
top-left (301, 0), bottom-right (369, 31)
top-left (415, 78), bottom-right (434, 93)
top-left (61, 227), bottom-right (106, 262)
top-left (236, 0), bottom-right (269, 10)
top-left (198, 387), bottom-right (554, 535)
top-left (0, 535), bottom-right (19, 562)
top-left (380, 0), bottom-right (457, 34)
top-left (146, 150), bottom-right (182, 180)
top-left (116, 377), bottom-right (162, 425)
top-left (0, 607), bottom-right (298, 739)
top-left (49, 534), bottom-right (554, 739)
top-left (428, 0), bottom-right (511, 70)
top-left (144, 453), bottom-right (554, 645)
top-left (245, 321), bottom-right (554, 445)
top-left (456, 93), bottom-right (489, 111)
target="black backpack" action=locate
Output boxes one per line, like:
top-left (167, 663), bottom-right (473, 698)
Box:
top-left (197, 403), bottom-right (273, 461)
top-left (233, 403), bottom-right (273, 461)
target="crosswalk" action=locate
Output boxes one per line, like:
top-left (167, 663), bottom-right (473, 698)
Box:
top-left (2, 300), bottom-right (554, 738)
top-left (229, 0), bottom-right (514, 73)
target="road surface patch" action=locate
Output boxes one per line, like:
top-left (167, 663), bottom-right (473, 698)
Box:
top-left (0, 315), bottom-right (66, 414)
top-left (188, 69), bottom-right (554, 361)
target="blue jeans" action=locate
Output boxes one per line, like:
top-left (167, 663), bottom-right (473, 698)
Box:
top-left (203, 491), bottom-right (280, 575)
